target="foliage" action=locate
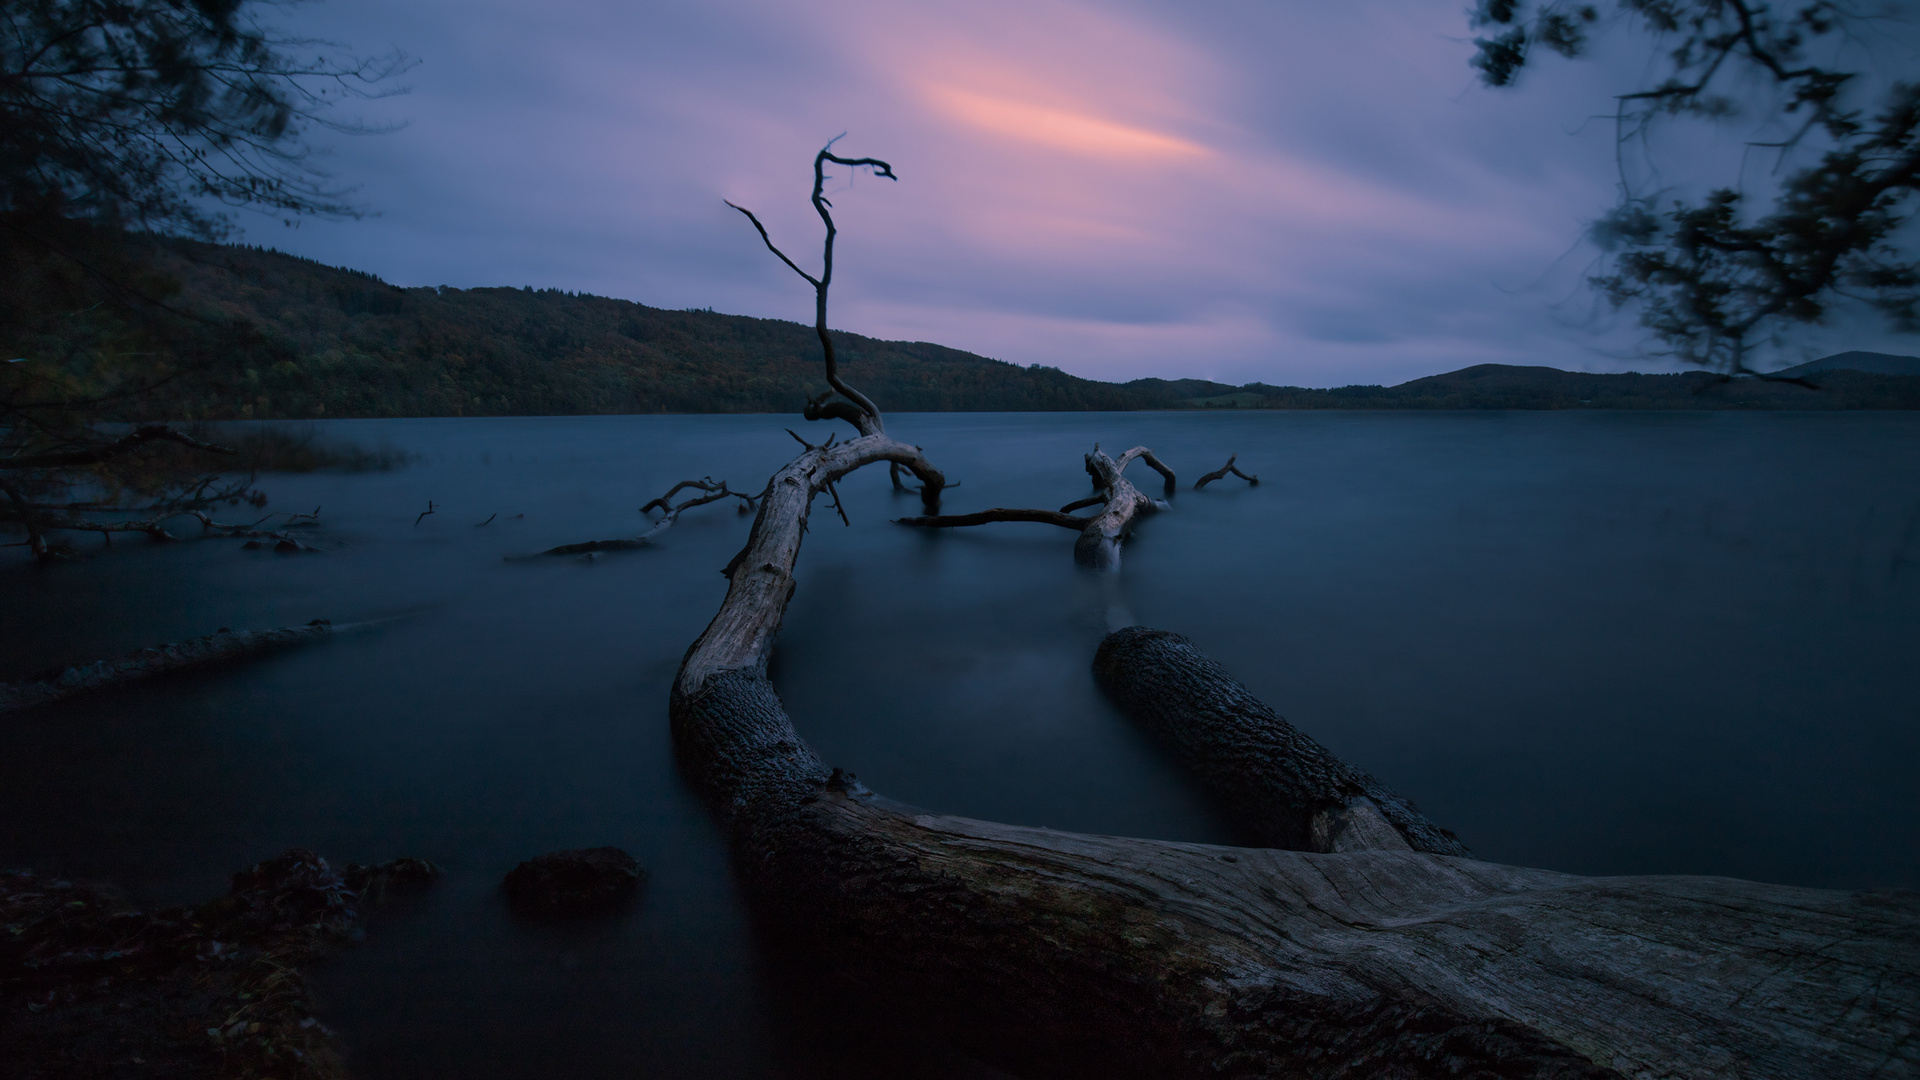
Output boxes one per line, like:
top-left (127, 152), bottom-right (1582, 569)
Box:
top-left (22, 235), bottom-right (1911, 422)
top-left (1, 0), bottom-right (408, 236)
top-left (1470, 1), bottom-right (1920, 374)
top-left (1, 0), bottom-right (403, 559)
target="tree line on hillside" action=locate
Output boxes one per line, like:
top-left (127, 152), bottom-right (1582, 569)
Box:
top-left (14, 234), bottom-right (1920, 424)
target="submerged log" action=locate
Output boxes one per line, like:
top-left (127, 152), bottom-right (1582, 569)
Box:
top-left (0, 621), bottom-right (335, 715)
top-left (1095, 626), bottom-right (1467, 855)
top-left (671, 440), bottom-right (1920, 1079)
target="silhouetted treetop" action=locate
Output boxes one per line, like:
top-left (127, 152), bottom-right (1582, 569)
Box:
top-left (1469, 1), bottom-right (1919, 374)
top-left (1, 0), bottom-right (410, 237)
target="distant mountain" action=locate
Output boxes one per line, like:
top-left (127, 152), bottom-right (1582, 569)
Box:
top-left (1186, 363), bottom-right (1920, 411)
top-left (91, 238), bottom-right (1920, 417)
top-left (1773, 351), bottom-right (1920, 378)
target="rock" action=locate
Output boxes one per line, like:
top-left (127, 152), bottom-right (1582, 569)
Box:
top-left (502, 847), bottom-right (644, 917)
top-left (345, 856), bottom-right (441, 902)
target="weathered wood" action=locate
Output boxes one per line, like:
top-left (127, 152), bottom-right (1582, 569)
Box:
top-left (1071, 445), bottom-right (1162, 570)
top-left (676, 433), bottom-right (942, 698)
top-left (1095, 626), bottom-right (1467, 855)
top-left (670, 440), bottom-right (1920, 1079)
top-left (0, 621), bottom-right (334, 714)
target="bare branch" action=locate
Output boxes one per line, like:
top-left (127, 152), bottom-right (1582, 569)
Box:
top-left (896, 507), bottom-right (1090, 530)
top-left (641, 477), bottom-right (756, 515)
top-left (518, 476), bottom-right (761, 559)
top-left (0, 424), bottom-right (235, 470)
top-left (1194, 454), bottom-right (1259, 490)
top-left (723, 201), bottom-right (820, 288)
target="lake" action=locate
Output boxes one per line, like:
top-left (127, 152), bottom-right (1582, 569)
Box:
top-left (3, 410), bottom-right (1917, 1078)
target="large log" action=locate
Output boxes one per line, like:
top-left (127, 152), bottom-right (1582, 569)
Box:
top-left (670, 441), bottom-right (1920, 1080)
top-left (1094, 626), bottom-right (1467, 856)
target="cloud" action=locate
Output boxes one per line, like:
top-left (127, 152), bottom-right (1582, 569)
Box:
top-left (259, 0), bottom-right (1916, 386)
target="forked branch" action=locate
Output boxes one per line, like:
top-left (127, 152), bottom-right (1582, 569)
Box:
top-left (727, 138), bottom-right (898, 436)
top-left (514, 476), bottom-right (762, 560)
top-left (1194, 454), bottom-right (1258, 490)
top-left (640, 477), bottom-right (757, 516)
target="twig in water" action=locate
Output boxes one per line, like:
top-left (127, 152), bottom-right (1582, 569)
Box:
top-left (1193, 455), bottom-right (1259, 490)
top-left (415, 501), bottom-right (437, 527)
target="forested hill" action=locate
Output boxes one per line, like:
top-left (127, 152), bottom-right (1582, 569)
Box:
top-left (154, 240), bottom-right (1177, 417)
top-left (143, 240), bottom-right (1920, 417)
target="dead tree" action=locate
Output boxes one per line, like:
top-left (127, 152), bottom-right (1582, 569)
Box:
top-left (0, 621), bottom-right (335, 714)
top-left (726, 136), bottom-right (899, 438)
top-left (665, 144), bottom-right (1920, 1078)
top-left (898, 444), bottom-right (1175, 570)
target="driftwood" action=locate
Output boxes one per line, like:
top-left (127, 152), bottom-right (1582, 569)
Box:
top-left (670, 456), bottom-right (1920, 1076)
top-left (0, 621), bottom-right (334, 714)
top-left (511, 477), bottom-right (760, 560)
top-left (680, 143), bottom-right (1918, 1074)
top-left (1193, 453), bottom-right (1258, 489)
top-left (897, 444), bottom-right (1173, 570)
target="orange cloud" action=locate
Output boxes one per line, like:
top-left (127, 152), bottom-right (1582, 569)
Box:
top-left (925, 84), bottom-right (1209, 160)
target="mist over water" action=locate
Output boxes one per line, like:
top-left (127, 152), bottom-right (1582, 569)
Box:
top-left (3, 411), bottom-right (1917, 1077)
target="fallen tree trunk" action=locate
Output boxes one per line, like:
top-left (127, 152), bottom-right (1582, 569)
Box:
top-left (671, 442), bottom-right (1920, 1080)
top-left (1094, 626), bottom-right (1467, 855)
top-left (0, 621), bottom-right (334, 714)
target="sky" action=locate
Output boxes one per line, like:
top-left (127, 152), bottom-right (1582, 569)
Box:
top-left (259, 0), bottom-right (1920, 387)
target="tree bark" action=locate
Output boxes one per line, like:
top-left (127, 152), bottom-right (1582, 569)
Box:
top-left (0, 621), bottom-right (334, 714)
top-left (669, 443), bottom-right (1920, 1080)
top-left (1094, 626), bottom-right (1466, 856)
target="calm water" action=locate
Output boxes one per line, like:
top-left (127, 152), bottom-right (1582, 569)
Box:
top-left (3, 411), bottom-right (1917, 1077)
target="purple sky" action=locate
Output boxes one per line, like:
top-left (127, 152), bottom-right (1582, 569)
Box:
top-left (261, 0), bottom-right (1919, 387)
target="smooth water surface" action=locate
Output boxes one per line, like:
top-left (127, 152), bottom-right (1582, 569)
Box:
top-left (3, 411), bottom-right (1917, 1077)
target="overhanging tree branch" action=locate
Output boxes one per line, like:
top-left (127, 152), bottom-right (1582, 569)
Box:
top-left (0, 423), bottom-right (233, 470)
top-left (1470, 2), bottom-right (1920, 373)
